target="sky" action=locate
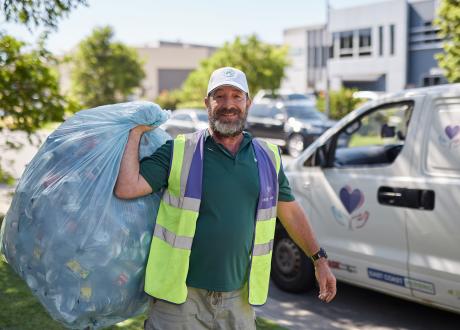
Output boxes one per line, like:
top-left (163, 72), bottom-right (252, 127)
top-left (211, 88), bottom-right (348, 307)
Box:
top-left (4, 0), bottom-right (388, 54)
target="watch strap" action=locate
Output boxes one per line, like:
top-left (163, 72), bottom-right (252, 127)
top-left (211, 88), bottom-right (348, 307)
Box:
top-left (310, 247), bottom-right (328, 262)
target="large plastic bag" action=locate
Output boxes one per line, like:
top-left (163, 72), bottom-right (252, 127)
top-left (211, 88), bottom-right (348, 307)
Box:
top-left (0, 101), bottom-right (170, 329)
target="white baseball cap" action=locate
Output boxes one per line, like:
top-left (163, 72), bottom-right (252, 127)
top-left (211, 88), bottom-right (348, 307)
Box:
top-left (207, 67), bottom-right (249, 96)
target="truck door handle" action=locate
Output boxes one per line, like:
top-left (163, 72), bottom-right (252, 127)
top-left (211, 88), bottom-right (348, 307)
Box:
top-left (378, 186), bottom-right (435, 210)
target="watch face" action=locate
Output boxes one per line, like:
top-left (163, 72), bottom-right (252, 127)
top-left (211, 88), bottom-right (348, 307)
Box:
top-left (319, 248), bottom-right (328, 258)
top-left (312, 248), bottom-right (327, 261)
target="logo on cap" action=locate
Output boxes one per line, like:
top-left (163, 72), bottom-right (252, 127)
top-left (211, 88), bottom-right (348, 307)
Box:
top-left (224, 69), bottom-right (236, 78)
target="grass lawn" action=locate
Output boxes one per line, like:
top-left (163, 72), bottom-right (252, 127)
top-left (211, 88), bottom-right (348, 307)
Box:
top-left (348, 134), bottom-right (383, 147)
top-left (0, 260), bottom-right (286, 330)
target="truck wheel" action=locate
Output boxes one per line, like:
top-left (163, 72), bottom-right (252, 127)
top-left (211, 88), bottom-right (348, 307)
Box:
top-left (287, 134), bottom-right (305, 158)
top-left (271, 232), bottom-right (316, 293)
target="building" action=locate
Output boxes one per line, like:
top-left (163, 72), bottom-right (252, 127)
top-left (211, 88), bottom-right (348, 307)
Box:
top-left (59, 41), bottom-right (216, 101)
top-left (282, 0), bottom-right (447, 93)
top-left (282, 24), bottom-right (328, 93)
top-left (136, 41), bottom-right (217, 100)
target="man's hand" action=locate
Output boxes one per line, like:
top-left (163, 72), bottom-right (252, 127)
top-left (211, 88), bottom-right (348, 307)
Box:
top-left (131, 125), bottom-right (155, 135)
top-left (114, 125), bottom-right (156, 199)
top-left (314, 259), bottom-right (337, 303)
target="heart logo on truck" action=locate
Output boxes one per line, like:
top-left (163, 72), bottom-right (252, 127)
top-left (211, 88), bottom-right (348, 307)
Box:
top-left (445, 125), bottom-right (460, 140)
top-left (339, 186), bottom-right (364, 214)
top-left (332, 185), bottom-right (369, 230)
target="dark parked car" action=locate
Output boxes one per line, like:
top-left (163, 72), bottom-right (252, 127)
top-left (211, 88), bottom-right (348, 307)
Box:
top-left (252, 89), bottom-right (317, 105)
top-left (160, 109), bottom-right (208, 138)
top-left (245, 102), bottom-right (334, 157)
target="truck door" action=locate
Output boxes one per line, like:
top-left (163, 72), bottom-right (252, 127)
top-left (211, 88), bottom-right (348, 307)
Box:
top-left (406, 95), bottom-right (460, 312)
top-left (299, 101), bottom-right (416, 296)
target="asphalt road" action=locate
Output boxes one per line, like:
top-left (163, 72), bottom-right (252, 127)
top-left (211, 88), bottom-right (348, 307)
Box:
top-left (256, 280), bottom-right (460, 330)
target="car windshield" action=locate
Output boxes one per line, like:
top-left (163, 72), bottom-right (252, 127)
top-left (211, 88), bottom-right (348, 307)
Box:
top-left (285, 105), bottom-right (327, 120)
top-left (285, 94), bottom-right (308, 101)
top-left (195, 111), bottom-right (208, 122)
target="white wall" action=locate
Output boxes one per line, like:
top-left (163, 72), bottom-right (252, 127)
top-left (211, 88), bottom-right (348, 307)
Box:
top-left (328, 0), bottom-right (408, 92)
top-left (281, 27), bottom-right (308, 93)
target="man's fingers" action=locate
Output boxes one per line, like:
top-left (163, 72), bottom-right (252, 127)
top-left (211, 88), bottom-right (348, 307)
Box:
top-left (318, 278), bottom-right (328, 301)
top-left (318, 275), bottom-right (337, 302)
top-left (132, 125), bottom-right (156, 135)
top-left (324, 277), bottom-right (337, 302)
top-left (315, 261), bottom-right (337, 303)
top-left (325, 286), bottom-right (336, 302)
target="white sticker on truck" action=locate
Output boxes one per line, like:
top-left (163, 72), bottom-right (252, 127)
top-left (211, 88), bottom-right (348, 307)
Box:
top-left (367, 268), bottom-right (435, 295)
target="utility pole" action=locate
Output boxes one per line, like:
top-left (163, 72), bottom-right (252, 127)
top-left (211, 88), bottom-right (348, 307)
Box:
top-left (325, 0), bottom-right (331, 118)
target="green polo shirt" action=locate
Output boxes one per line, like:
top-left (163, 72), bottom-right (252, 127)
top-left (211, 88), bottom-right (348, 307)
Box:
top-left (140, 130), bottom-right (295, 292)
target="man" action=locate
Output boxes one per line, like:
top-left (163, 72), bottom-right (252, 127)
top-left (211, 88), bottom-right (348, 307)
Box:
top-left (114, 67), bottom-right (336, 329)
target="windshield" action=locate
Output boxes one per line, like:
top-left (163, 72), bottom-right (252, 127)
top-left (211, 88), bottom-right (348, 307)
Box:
top-left (285, 105), bottom-right (327, 120)
top-left (196, 112), bottom-right (208, 122)
top-left (285, 94), bottom-right (308, 101)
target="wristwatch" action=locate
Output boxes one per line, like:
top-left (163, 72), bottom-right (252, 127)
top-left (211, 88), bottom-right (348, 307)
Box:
top-left (310, 247), bottom-right (328, 262)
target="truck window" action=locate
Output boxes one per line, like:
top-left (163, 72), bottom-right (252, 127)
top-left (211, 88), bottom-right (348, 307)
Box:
top-left (426, 101), bottom-right (460, 174)
top-left (333, 102), bottom-right (413, 167)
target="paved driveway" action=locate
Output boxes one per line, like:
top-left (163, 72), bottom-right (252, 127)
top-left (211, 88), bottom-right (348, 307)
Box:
top-left (256, 281), bottom-right (459, 330)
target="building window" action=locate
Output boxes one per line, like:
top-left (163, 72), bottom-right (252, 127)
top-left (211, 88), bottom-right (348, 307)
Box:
top-left (322, 46), bottom-right (328, 66)
top-left (331, 32), bottom-right (339, 58)
top-left (423, 21), bottom-right (437, 39)
top-left (379, 26), bottom-right (383, 56)
top-left (408, 21), bottom-right (443, 50)
top-left (359, 28), bottom-right (372, 56)
top-left (339, 31), bottom-right (353, 57)
top-left (390, 24), bottom-right (395, 55)
top-left (314, 46), bottom-right (319, 68)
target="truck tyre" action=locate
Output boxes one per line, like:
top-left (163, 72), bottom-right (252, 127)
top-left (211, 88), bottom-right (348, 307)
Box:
top-left (287, 134), bottom-right (305, 158)
top-left (271, 228), bottom-right (316, 293)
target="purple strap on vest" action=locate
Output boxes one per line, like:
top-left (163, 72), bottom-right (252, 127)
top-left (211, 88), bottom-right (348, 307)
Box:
top-left (184, 132), bottom-right (204, 199)
top-left (252, 138), bottom-right (278, 210)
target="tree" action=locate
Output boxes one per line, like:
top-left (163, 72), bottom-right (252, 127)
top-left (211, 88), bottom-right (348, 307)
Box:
top-left (0, 36), bottom-right (69, 133)
top-left (70, 26), bottom-right (146, 108)
top-left (0, 0), bottom-right (85, 134)
top-left (177, 35), bottom-right (289, 106)
top-left (0, 35), bottom-right (74, 183)
top-left (316, 88), bottom-right (363, 120)
top-left (0, 0), bottom-right (86, 185)
top-left (435, 0), bottom-right (460, 83)
top-left (1, 0), bottom-right (87, 31)
top-left (155, 90), bottom-right (181, 110)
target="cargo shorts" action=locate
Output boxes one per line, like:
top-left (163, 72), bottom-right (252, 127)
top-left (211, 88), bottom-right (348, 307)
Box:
top-left (144, 286), bottom-right (256, 330)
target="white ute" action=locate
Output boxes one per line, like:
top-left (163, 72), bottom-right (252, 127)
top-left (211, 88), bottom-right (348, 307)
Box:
top-left (271, 84), bottom-right (460, 314)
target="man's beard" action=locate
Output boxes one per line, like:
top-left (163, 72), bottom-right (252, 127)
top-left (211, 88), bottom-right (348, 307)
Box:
top-left (208, 107), bottom-right (248, 137)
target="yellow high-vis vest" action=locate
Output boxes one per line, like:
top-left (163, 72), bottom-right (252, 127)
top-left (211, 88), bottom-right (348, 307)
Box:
top-left (144, 130), bottom-right (280, 305)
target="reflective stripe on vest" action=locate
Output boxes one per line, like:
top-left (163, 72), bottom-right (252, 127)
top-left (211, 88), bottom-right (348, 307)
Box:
top-left (144, 131), bottom-right (204, 304)
top-left (144, 130), bottom-right (280, 305)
